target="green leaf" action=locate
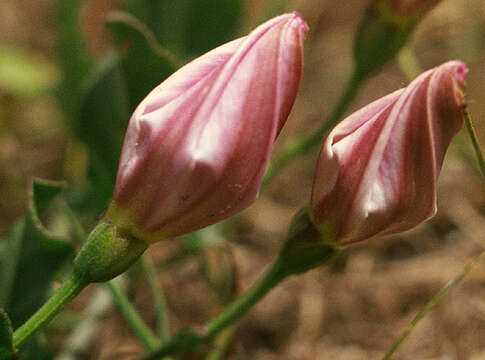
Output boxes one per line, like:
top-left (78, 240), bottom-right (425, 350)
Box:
top-left (55, 0), bottom-right (94, 122)
top-left (0, 223), bottom-right (24, 309)
top-left (76, 58), bottom-right (130, 212)
top-left (122, 0), bottom-right (243, 57)
top-left (0, 309), bottom-right (16, 359)
top-left (1, 179), bottom-right (74, 328)
top-left (183, 0), bottom-right (243, 56)
top-left (107, 11), bottom-right (179, 110)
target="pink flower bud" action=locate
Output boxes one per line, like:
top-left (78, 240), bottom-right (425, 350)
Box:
top-left (106, 13), bottom-right (308, 243)
top-left (311, 61), bottom-right (467, 245)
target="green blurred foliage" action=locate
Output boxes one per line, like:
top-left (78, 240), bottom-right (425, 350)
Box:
top-left (0, 45), bottom-right (58, 98)
top-left (0, 180), bottom-right (75, 359)
top-left (0, 180), bottom-right (74, 328)
top-left (76, 58), bottom-right (129, 212)
top-left (106, 12), bottom-right (179, 111)
top-left (123, 0), bottom-right (243, 58)
top-left (0, 310), bottom-right (15, 359)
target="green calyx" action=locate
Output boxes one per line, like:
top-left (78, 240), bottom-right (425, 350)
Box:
top-left (73, 221), bottom-right (148, 283)
top-left (278, 208), bottom-right (340, 276)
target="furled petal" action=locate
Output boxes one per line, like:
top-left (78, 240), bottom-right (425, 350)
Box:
top-left (311, 60), bottom-right (467, 245)
top-left (108, 13), bottom-right (308, 243)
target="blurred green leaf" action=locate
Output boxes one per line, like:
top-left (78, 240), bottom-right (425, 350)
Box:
top-left (76, 57), bottom-right (130, 212)
top-left (106, 11), bottom-right (179, 110)
top-left (56, 0), bottom-right (94, 123)
top-left (0, 45), bottom-right (58, 98)
top-left (1, 179), bottom-right (74, 328)
top-left (184, 0), bottom-right (243, 55)
top-left (0, 223), bottom-right (23, 309)
top-left (123, 0), bottom-right (242, 57)
top-left (0, 309), bottom-right (16, 359)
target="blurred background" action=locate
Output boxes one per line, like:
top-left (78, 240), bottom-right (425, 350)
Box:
top-left (0, 0), bottom-right (484, 359)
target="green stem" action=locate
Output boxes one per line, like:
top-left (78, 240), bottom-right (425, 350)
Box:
top-left (205, 326), bottom-right (236, 360)
top-left (140, 253), bottom-right (170, 340)
top-left (105, 281), bottom-right (160, 351)
top-left (13, 275), bottom-right (87, 349)
top-left (382, 251), bottom-right (485, 360)
top-left (142, 259), bottom-right (288, 360)
top-left (263, 70), bottom-right (364, 186)
top-left (463, 110), bottom-right (485, 178)
top-left (206, 259), bottom-right (286, 337)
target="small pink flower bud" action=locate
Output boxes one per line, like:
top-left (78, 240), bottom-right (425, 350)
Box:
top-left (106, 13), bottom-right (308, 243)
top-left (311, 61), bottom-right (467, 245)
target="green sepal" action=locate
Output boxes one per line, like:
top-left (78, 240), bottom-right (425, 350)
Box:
top-left (0, 309), bottom-right (16, 359)
top-left (278, 208), bottom-right (340, 276)
top-left (73, 221), bottom-right (147, 283)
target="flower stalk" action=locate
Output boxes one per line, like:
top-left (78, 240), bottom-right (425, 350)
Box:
top-left (12, 276), bottom-right (87, 349)
top-left (143, 210), bottom-right (339, 360)
top-left (463, 109), bottom-right (485, 178)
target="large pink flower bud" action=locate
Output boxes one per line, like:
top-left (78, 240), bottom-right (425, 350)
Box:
top-left (311, 61), bottom-right (467, 245)
top-left (106, 13), bottom-right (308, 243)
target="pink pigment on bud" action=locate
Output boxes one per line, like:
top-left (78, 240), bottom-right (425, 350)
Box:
top-left (108, 13), bottom-right (307, 242)
top-left (311, 61), bottom-right (467, 245)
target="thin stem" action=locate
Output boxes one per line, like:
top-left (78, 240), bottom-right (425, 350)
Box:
top-left (463, 110), bottom-right (485, 178)
top-left (140, 253), bottom-right (170, 340)
top-left (13, 275), bottom-right (87, 348)
top-left (263, 70), bottom-right (364, 186)
top-left (382, 251), bottom-right (485, 360)
top-left (105, 281), bottom-right (160, 351)
top-left (206, 259), bottom-right (286, 337)
top-left (142, 259), bottom-right (288, 360)
top-left (205, 326), bottom-right (236, 360)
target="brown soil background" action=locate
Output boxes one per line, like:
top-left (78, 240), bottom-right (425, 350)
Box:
top-left (1, 0), bottom-right (484, 359)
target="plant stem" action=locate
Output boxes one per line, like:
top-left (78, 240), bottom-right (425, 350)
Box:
top-left (142, 259), bottom-right (288, 360)
top-left (105, 281), bottom-right (160, 351)
top-left (205, 326), bottom-right (236, 360)
top-left (140, 253), bottom-right (170, 340)
top-left (206, 259), bottom-right (286, 337)
top-left (463, 109), bottom-right (485, 178)
top-left (263, 70), bottom-right (364, 186)
top-left (382, 251), bottom-right (485, 360)
top-left (13, 275), bottom-right (87, 348)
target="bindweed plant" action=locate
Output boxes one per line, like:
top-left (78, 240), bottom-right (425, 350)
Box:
top-left (0, 1), bottom-right (484, 359)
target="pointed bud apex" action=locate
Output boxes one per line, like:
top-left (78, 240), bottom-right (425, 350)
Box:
top-left (106, 13), bottom-right (307, 243)
top-left (311, 61), bottom-right (467, 246)
top-left (354, 0), bottom-right (442, 77)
